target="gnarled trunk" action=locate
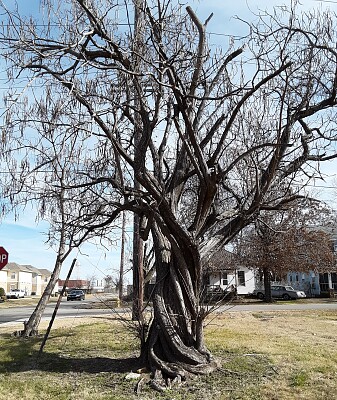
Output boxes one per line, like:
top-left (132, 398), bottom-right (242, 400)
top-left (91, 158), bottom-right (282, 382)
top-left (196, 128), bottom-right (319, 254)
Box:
top-left (140, 224), bottom-right (218, 387)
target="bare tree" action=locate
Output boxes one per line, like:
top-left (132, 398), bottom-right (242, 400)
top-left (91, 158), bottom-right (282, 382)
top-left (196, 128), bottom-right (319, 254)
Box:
top-left (236, 202), bottom-right (336, 302)
top-left (86, 274), bottom-right (97, 294)
top-left (2, 0), bottom-right (337, 387)
top-left (104, 275), bottom-right (114, 292)
top-left (18, 129), bottom-right (118, 337)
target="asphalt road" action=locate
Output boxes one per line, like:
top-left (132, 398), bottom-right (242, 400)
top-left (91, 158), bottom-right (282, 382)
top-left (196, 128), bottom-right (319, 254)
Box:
top-left (0, 299), bottom-right (121, 325)
top-left (1, 298), bottom-right (337, 325)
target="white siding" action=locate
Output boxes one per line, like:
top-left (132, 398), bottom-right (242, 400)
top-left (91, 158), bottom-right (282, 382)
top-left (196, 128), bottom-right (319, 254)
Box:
top-left (18, 271), bottom-right (32, 295)
top-left (34, 275), bottom-right (42, 295)
top-left (208, 267), bottom-right (256, 295)
top-left (0, 270), bottom-right (7, 291)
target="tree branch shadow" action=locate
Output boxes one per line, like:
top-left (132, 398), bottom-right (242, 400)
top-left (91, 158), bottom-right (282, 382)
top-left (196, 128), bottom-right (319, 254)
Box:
top-left (0, 332), bottom-right (141, 374)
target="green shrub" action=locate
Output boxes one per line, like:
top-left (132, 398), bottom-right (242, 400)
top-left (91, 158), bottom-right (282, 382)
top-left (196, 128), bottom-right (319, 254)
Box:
top-left (0, 287), bottom-right (6, 301)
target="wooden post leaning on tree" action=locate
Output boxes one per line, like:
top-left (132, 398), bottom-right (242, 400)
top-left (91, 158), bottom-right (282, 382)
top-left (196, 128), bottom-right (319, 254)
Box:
top-left (38, 258), bottom-right (77, 357)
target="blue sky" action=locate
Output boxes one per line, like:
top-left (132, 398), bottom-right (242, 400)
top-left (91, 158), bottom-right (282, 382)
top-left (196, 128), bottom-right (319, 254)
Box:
top-left (0, 0), bottom-right (337, 280)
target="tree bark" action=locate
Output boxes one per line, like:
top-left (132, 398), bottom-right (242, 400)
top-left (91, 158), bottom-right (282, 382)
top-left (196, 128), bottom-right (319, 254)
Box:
top-left (139, 223), bottom-right (218, 386)
top-left (21, 253), bottom-right (65, 337)
top-left (263, 267), bottom-right (273, 303)
top-left (132, 213), bottom-right (144, 322)
top-left (131, 0), bottom-right (145, 323)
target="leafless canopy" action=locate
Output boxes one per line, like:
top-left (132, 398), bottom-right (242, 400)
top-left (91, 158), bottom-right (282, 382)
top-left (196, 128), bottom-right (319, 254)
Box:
top-left (1, 0), bottom-right (337, 386)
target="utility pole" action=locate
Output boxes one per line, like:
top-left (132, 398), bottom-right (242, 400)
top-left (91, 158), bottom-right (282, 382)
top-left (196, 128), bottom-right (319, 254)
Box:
top-left (132, 0), bottom-right (145, 322)
top-left (118, 210), bottom-right (126, 301)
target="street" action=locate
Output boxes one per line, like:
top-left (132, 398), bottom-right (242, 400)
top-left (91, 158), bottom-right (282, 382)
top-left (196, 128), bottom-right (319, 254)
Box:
top-left (1, 298), bottom-right (337, 325)
top-left (0, 298), bottom-right (122, 325)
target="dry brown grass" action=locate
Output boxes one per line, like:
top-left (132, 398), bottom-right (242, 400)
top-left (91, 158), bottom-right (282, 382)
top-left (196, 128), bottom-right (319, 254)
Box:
top-left (0, 309), bottom-right (336, 399)
top-left (205, 310), bottom-right (337, 399)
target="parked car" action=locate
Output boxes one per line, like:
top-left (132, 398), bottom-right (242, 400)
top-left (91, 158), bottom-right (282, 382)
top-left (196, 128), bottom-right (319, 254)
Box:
top-left (254, 285), bottom-right (306, 300)
top-left (67, 289), bottom-right (85, 301)
top-left (6, 289), bottom-right (25, 299)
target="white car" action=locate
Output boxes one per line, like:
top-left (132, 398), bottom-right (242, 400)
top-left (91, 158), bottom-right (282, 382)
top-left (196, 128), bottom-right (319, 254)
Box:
top-left (6, 289), bottom-right (25, 299)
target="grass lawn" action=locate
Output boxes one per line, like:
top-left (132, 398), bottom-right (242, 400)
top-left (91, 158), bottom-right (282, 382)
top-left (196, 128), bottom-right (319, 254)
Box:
top-left (0, 309), bottom-right (336, 400)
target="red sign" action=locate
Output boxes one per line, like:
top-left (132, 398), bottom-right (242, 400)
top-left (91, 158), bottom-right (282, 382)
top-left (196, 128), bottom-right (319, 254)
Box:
top-left (0, 247), bottom-right (8, 270)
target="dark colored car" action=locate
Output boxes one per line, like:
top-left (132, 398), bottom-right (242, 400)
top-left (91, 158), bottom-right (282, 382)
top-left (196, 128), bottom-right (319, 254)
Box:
top-left (67, 289), bottom-right (85, 301)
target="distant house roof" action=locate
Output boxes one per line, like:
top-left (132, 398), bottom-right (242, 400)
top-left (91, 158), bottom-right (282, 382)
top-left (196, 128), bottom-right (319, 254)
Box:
top-left (21, 265), bottom-right (42, 275)
top-left (58, 279), bottom-right (89, 288)
top-left (38, 269), bottom-right (52, 277)
top-left (4, 262), bottom-right (32, 272)
top-left (3, 262), bottom-right (52, 276)
top-left (202, 249), bottom-right (239, 273)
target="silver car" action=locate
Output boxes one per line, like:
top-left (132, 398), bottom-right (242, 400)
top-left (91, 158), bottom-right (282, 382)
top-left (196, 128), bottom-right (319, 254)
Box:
top-left (255, 285), bottom-right (306, 300)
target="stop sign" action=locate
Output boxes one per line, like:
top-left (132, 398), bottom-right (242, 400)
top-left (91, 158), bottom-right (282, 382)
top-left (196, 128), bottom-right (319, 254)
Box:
top-left (0, 247), bottom-right (8, 270)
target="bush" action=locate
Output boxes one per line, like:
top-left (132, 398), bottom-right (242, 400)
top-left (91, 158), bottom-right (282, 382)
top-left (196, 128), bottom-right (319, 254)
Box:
top-left (0, 287), bottom-right (6, 301)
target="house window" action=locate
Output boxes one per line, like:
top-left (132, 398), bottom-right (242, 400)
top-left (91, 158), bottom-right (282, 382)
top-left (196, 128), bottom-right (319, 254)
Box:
top-left (237, 271), bottom-right (245, 286)
top-left (222, 272), bottom-right (228, 286)
top-left (11, 273), bottom-right (16, 279)
top-left (289, 275), bottom-right (293, 282)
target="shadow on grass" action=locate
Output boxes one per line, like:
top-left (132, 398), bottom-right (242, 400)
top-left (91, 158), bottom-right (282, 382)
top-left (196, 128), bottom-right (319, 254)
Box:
top-left (0, 332), bottom-right (141, 375)
top-left (35, 354), bottom-right (141, 374)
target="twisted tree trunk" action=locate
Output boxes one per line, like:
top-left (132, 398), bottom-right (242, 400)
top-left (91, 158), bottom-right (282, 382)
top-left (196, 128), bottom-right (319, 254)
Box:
top-left (140, 224), bottom-right (218, 387)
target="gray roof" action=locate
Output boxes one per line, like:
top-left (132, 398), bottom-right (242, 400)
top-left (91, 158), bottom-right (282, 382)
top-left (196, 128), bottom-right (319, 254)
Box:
top-left (4, 262), bottom-right (32, 272)
top-left (38, 268), bottom-right (52, 277)
top-left (3, 262), bottom-right (51, 276)
top-left (202, 249), bottom-right (239, 272)
top-left (21, 264), bottom-right (41, 275)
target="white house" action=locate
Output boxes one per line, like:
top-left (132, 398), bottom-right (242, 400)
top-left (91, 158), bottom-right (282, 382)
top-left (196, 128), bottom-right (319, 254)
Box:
top-left (203, 250), bottom-right (256, 296)
top-left (206, 266), bottom-right (256, 295)
top-left (1, 263), bottom-right (33, 295)
top-left (0, 262), bottom-right (52, 295)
